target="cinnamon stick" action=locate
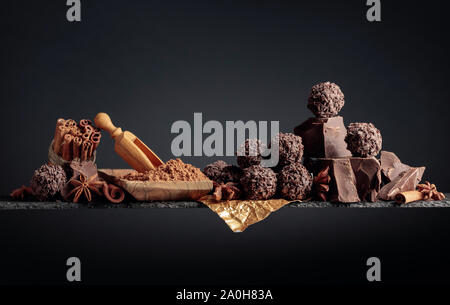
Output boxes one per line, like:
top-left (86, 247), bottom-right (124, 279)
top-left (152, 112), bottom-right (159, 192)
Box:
top-left (70, 126), bottom-right (83, 138)
top-left (62, 133), bottom-right (74, 161)
top-left (79, 119), bottom-right (92, 129)
top-left (90, 131), bottom-right (101, 151)
top-left (83, 124), bottom-right (94, 134)
top-left (395, 191), bottom-right (425, 204)
top-left (53, 125), bottom-right (69, 155)
top-left (56, 118), bottom-right (65, 127)
top-left (64, 119), bottom-right (77, 129)
top-left (102, 183), bottom-right (125, 203)
top-left (82, 131), bottom-right (92, 143)
top-left (72, 136), bottom-right (83, 159)
top-left (81, 140), bottom-right (92, 161)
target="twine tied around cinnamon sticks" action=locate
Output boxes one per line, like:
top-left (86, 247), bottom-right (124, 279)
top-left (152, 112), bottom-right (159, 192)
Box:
top-left (52, 118), bottom-right (102, 162)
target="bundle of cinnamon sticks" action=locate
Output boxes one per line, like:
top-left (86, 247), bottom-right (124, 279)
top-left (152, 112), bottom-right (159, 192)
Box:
top-left (53, 118), bottom-right (102, 161)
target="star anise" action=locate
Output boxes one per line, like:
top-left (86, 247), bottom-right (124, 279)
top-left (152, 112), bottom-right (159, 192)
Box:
top-left (212, 181), bottom-right (242, 202)
top-left (10, 185), bottom-right (34, 200)
top-left (417, 181), bottom-right (445, 201)
top-left (313, 166), bottom-right (331, 201)
top-left (66, 174), bottom-right (103, 203)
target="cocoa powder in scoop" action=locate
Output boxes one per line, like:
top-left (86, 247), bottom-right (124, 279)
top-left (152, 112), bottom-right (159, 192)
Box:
top-left (122, 159), bottom-right (210, 182)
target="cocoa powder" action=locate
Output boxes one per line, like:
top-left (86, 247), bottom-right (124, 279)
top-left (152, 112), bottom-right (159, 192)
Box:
top-left (122, 159), bottom-right (210, 182)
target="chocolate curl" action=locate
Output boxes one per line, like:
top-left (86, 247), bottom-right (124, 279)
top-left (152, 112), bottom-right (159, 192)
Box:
top-left (72, 136), bottom-right (83, 159)
top-left (102, 183), bottom-right (125, 203)
top-left (62, 133), bottom-right (74, 161)
top-left (79, 119), bottom-right (92, 129)
top-left (395, 191), bottom-right (425, 204)
top-left (53, 125), bottom-right (69, 155)
top-left (81, 140), bottom-right (93, 161)
top-left (90, 131), bottom-right (101, 151)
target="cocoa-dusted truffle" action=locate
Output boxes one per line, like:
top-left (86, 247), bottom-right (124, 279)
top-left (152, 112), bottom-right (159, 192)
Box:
top-left (240, 165), bottom-right (277, 200)
top-left (345, 122), bottom-right (382, 157)
top-left (203, 160), bottom-right (243, 183)
top-left (307, 82), bottom-right (345, 118)
top-left (278, 163), bottom-right (313, 200)
top-left (236, 139), bottom-right (266, 169)
top-left (30, 163), bottom-right (67, 201)
top-left (271, 132), bottom-right (304, 168)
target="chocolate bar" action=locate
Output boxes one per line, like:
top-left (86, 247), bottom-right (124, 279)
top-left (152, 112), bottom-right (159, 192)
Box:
top-left (349, 157), bottom-right (381, 202)
top-left (307, 158), bottom-right (360, 203)
top-left (380, 151), bottom-right (412, 182)
top-left (308, 157), bottom-right (382, 203)
top-left (294, 116), bottom-right (351, 159)
top-left (378, 166), bottom-right (425, 200)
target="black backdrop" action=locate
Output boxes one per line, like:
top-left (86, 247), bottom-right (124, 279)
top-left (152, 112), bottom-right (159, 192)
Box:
top-left (1, 0), bottom-right (450, 291)
top-left (1, 0), bottom-right (449, 193)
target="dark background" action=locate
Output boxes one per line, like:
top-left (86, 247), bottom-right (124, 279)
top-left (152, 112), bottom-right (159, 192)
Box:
top-left (1, 0), bottom-right (449, 193)
top-left (1, 0), bottom-right (450, 290)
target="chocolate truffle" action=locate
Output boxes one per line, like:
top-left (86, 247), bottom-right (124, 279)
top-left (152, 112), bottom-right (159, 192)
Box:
top-left (30, 163), bottom-right (67, 201)
top-left (236, 139), bottom-right (265, 169)
top-left (203, 161), bottom-right (243, 183)
top-left (278, 163), bottom-right (313, 200)
top-left (271, 132), bottom-right (304, 168)
top-left (345, 122), bottom-right (382, 157)
top-left (203, 160), bottom-right (228, 181)
top-left (221, 165), bottom-right (243, 183)
top-left (307, 82), bottom-right (345, 118)
top-left (240, 165), bottom-right (277, 200)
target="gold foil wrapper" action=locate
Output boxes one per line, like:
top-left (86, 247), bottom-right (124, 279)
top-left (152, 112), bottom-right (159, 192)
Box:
top-left (198, 196), bottom-right (291, 232)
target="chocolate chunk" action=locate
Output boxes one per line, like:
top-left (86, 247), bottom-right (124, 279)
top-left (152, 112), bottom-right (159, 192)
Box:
top-left (307, 158), bottom-right (360, 203)
top-left (378, 167), bottom-right (425, 200)
top-left (380, 151), bottom-right (412, 182)
top-left (349, 157), bottom-right (381, 202)
top-left (294, 116), bottom-right (351, 159)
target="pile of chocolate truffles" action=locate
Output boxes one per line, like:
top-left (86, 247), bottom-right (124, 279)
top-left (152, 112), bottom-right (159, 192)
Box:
top-left (205, 81), bottom-right (429, 203)
top-left (204, 134), bottom-right (313, 201)
top-left (297, 82), bottom-right (387, 202)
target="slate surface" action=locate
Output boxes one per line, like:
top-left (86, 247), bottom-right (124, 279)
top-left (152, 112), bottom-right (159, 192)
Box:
top-left (1, 194), bottom-right (449, 209)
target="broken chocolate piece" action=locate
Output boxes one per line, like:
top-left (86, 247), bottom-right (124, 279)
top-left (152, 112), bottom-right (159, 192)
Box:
top-left (349, 157), bottom-right (381, 202)
top-left (378, 166), bottom-right (425, 200)
top-left (294, 116), bottom-right (351, 159)
top-left (380, 151), bottom-right (412, 182)
top-left (307, 158), bottom-right (360, 203)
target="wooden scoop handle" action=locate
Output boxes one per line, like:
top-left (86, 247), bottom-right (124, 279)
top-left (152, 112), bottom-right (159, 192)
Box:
top-left (94, 113), bottom-right (123, 139)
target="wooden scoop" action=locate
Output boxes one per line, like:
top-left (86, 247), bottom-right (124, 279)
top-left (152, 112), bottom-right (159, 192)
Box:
top-left (94, 112), bottom-right (164, 172)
